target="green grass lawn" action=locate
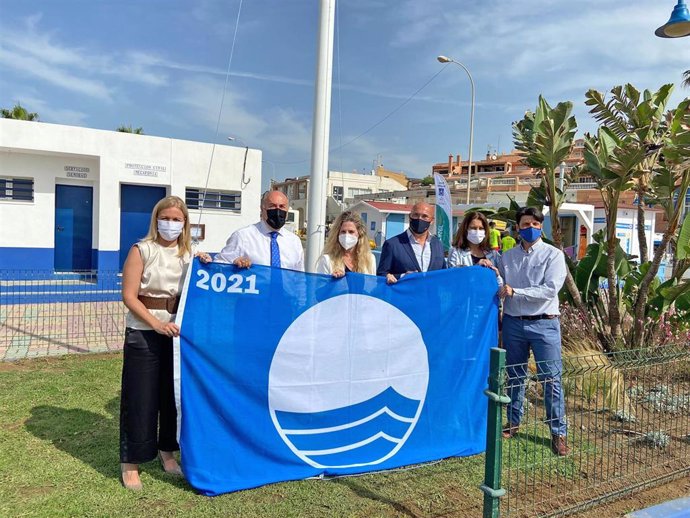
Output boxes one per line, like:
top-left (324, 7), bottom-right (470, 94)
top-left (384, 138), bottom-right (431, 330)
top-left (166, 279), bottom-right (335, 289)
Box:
top-left (1, 353), bottom-right (492, 518)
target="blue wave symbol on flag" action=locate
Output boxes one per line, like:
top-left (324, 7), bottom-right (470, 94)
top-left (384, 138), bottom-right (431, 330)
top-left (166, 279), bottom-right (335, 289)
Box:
top-left (274, 387), bottom-right (423, 467)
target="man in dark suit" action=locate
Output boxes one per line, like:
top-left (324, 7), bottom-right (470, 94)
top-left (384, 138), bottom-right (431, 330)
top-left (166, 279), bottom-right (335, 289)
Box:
top-left (377, 202), bottom-right (447, 284)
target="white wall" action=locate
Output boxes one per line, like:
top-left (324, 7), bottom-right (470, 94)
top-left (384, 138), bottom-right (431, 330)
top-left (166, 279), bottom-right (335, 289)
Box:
top-left (349, 203), bottom-right (380, 240)
top-left (0, 151), bottom-right (101, 248)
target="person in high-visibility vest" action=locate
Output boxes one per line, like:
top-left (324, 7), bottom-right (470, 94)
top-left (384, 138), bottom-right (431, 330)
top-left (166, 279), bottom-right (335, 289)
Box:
top-left (502, 231), bottom-right (516, 252)
top-left (488, 221), bottom-right (502, 252)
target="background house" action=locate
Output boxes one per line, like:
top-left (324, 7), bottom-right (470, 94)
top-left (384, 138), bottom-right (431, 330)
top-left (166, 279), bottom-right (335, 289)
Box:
top-left (0, 119), bottom-right (261, 274)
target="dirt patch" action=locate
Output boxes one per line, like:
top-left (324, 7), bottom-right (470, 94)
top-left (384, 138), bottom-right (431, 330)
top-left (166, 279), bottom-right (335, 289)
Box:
top-left (576, 477), bottom-right (690, 517)
top-left (0, 351), bottom-right (121, 371)
top-left (5, 419), bottom-right (26, 431)
top-left (18, 485), bottom-right (57, 498)
top-left (501, 350), bottom-right (690, 517)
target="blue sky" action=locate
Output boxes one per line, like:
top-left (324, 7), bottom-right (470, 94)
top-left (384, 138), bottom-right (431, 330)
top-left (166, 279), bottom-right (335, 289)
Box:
top-left (1, 0), bottom-right (689, 190)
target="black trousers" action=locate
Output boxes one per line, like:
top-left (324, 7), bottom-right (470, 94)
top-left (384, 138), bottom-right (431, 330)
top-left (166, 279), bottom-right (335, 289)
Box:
top-left (119, 328), bottom-right (179, 464)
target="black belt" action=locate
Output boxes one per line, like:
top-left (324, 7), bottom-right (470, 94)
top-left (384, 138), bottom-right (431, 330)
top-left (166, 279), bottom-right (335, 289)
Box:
top-left (510, 314), bottom-right (558, 321)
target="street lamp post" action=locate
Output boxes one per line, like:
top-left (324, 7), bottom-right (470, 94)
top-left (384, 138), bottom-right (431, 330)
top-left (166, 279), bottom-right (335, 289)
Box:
top-left (655, 0), bottom-right (690, 38)
top-left (437, 55), bottom-right (475, 205)
top-left (263, 160), bottom-right (277, 185)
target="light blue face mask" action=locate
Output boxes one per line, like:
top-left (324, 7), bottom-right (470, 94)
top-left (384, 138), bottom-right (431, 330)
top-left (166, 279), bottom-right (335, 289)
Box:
top-left (519, 226), bottom-right (542, 243)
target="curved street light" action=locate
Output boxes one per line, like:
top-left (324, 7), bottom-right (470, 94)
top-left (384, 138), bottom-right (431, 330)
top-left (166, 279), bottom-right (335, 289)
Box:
top-left (437, 55), bottom-right (475, 205)
top-left (655, 0), bottom-right (690, 38)
top-left (227, 135), bottom-right (248, 147)
top-left (227, 136), bottom-right (250, 186)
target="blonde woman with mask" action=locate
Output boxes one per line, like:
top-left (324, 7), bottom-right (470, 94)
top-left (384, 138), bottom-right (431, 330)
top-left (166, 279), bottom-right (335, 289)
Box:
top-left (119, 196), bottom-right (210, 490)
top-left (316, 211), bottom-right (376, 277)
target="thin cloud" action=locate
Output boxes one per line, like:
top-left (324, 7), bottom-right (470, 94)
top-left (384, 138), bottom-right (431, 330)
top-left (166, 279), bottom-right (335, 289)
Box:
top-left (146, 57), bottom-right (485, 107)
top-left (16, 94), bottom-right (89, 126)
top-left (0, 46), bottom-right (113, 101)
top-left (0, 16), bottom-right (169, 101)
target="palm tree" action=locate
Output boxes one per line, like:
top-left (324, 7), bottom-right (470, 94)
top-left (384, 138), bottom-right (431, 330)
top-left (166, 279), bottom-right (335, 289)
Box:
top-left (630, 100), bottom-right (690, 347)
top-left (1, 102), bottom-right (38, 121)
top-left (116, 125), bottom-right (144, 134)
top-left (513, 96), bottom-right (584, 310)
top-left (584, 84), bottom-right (673, 264)
top-left (683, 70), bottom-right (690, 88)
top-left (580, 127), bottom-right (645, 343)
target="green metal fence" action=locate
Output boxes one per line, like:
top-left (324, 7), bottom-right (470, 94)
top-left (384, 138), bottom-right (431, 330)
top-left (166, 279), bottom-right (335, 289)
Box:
top-left (483, 345), bottom-right (690, 518)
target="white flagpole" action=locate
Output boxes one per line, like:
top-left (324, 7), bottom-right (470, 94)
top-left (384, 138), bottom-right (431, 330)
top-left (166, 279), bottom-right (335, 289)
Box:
top-left (305, 0), bottom-right (336, 272)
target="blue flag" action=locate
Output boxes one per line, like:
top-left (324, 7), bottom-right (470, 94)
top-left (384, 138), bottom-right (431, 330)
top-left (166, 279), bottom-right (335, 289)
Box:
top-left (175, 260), bottom-right (498, 496)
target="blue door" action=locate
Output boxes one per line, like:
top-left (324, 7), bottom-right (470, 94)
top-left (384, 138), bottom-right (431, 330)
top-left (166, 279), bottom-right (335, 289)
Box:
top-left (119, 185), bottom-right (166, 269)
top-left (385, 213), bottom-right (405, 240)
top-left (55, 185), bottom-right (93, 271)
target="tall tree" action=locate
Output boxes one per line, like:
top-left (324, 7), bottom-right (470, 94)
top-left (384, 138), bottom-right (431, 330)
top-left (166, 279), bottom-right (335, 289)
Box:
top-left (580, 127), bottom-right (645, 342)
top-left (1, 102), bottom-right (38, 121)
top-left (513, 96), bottom-right (584, 309)
top-left (584, 84), bottom-right (673, 263)
top-left (631, 99), bottom-right (690, 348)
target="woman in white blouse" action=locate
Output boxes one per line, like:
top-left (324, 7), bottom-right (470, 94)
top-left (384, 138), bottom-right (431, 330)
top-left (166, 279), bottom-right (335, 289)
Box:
top-left (119, 196), bottom-right (208, 490)
top-left (316, 211), bottom-right (376, 277)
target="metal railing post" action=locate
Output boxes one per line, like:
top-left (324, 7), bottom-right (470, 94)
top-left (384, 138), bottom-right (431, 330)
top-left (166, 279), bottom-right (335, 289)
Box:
top-left (481, 347), bottom-right (510, 518)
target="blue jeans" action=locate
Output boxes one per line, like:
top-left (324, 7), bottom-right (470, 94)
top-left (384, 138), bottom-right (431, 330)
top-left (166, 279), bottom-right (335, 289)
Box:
top-left (503, 315), bottom-right (567, 437)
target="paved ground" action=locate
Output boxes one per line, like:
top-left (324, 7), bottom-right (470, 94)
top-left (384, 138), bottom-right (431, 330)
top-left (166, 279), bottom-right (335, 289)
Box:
top-left (0, 301), bottom-right (125, 360)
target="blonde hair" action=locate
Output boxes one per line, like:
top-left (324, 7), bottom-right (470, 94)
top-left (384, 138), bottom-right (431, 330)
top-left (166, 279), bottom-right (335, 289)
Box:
top-left (321, 211), bottom-right (374, 274)
top-left (142, 196), bottom-right (191, 257)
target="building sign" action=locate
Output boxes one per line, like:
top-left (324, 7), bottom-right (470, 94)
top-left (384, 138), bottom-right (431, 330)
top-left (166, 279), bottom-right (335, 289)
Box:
top-left (125, 162), bottom-right (167, 178)
top-left (64, 165), bottom-right (90, 179)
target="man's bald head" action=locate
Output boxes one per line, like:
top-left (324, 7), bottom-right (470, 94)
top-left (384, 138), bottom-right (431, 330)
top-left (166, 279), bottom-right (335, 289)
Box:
top-left (261, 190), bottom-right (289, 210)
top-left (410, 202), bottom-right (435, 222)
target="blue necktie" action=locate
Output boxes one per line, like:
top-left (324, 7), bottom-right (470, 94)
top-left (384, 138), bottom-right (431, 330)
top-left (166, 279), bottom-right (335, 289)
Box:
top-left (270, 231), bottom-right (281, 268)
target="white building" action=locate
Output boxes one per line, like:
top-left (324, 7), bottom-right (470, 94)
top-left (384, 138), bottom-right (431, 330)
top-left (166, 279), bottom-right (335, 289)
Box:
top-left (272, 168), bottom-right (408, 230)
top-left (348, 201), bottom-right (412, 247)
top-left (0, 119), bottom-right (261, 274)
top-left (593, 204), bottom-right (659, 260)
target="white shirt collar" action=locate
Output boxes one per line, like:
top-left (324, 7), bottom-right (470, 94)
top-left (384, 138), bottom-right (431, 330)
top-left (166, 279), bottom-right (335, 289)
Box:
top-left (406, 228), bottom-right (428, 244)
top-left (520, 238), bottom-right (544, 254)
top-left (258, 220), bottom-right (286, 236)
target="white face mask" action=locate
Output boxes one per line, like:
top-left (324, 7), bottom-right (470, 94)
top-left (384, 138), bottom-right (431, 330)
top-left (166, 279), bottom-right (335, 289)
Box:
top-left (467, 229), bottom-right (486, 245)
top-left (339, 233), bottom-right (359, 251)
top-left (158, 220), bottom-right (184, 242)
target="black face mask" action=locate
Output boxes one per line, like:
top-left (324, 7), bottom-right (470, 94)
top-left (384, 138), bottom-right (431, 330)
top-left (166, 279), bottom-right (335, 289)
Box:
top-left (409, 217), bottom-right (430, 234)
top-left (266, 208), bottom-right (288, 230)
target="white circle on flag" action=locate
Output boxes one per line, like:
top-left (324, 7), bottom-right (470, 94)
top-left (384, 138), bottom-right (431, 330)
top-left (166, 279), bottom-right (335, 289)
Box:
top-left (268, 294), bottom-right (429, 469)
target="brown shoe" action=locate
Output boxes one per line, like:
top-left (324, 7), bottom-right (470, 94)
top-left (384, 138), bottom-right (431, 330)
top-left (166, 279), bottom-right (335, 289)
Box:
top-left (502, 423), bottom-right (519, 439)
top-left (551, 435), bottom-right (570, 456)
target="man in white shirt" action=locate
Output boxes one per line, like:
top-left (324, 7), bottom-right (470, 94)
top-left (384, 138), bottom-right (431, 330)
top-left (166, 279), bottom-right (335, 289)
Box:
top-left (498, 206), bottom-right (569, 456)
top-left (214, 190), bottom-right (304, 271)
